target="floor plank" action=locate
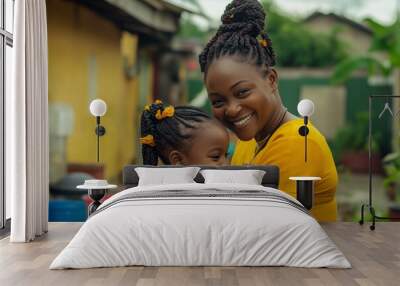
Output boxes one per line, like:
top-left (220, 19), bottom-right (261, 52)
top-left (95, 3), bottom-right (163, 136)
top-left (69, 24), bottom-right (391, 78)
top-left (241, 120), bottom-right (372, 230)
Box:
top-left (0, 222), bottom-right (399, 286)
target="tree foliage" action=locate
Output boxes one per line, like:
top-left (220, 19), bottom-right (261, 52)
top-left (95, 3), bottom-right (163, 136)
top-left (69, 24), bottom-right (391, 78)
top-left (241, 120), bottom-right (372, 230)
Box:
top-left (261, 0), bottom-right (348, 67)
top-left (331, 18), bottom-right (400, 83)
top-left (177, 15), bottom-right (209, 40)
top-left (177, 0), bottom-right (348, 67)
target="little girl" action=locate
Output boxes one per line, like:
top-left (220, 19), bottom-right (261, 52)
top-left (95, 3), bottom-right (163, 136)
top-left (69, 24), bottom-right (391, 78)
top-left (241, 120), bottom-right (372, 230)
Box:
top-left (140, 100), bottom-right (229, 166)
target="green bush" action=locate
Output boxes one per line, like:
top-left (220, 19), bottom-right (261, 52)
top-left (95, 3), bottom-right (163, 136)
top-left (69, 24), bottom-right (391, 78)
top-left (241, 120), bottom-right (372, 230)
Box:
top-left (331, 112), bottom-right (381, 161)
top-left (383, 152), bottom-right (400, 189)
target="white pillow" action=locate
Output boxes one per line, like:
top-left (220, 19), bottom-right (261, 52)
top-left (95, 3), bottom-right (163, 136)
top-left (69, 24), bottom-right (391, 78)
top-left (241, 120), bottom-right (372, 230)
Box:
top-left (135, 167), bottom-right (201, 186)
top-left (200, 169), bottom-right (266, 185)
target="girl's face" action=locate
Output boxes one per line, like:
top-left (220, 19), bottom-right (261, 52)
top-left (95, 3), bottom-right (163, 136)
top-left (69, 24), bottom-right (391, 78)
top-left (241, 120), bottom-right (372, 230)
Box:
top-left (205, 56), bottom-right (281, 141)
top-left (170, 121), bottom-right (229, 166)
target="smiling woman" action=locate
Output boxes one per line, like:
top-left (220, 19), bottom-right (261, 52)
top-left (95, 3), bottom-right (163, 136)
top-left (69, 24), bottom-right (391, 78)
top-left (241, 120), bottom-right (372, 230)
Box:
top-left (199, 0), bottom-right (338, 222)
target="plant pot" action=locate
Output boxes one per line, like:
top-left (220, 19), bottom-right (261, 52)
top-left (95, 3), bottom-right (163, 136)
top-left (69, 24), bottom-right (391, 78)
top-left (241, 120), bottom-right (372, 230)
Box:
top-left (389, 205), bottom-right (400, 220)
top-left (341, 151), bottom-right (383, 174)
top-left (386, 182), bottom-right (397, 201)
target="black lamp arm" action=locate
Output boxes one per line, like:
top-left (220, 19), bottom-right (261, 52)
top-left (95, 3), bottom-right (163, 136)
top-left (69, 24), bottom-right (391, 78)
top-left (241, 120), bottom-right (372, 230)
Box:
top-left (95, 116), bottom-right (106, 163)
top-left (298, 116), bottom-right (309, 162)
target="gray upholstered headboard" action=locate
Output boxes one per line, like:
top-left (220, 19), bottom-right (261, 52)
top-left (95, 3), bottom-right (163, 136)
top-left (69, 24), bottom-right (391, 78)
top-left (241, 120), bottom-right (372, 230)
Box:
top-left (122, 165), bottom-right (280, 189)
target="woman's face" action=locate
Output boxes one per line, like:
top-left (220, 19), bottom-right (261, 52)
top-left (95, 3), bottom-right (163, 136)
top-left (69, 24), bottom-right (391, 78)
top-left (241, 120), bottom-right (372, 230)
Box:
top-left (205, 56), bottom-right (281, 141)
top-left (169, 121), bottom-right (229, 166)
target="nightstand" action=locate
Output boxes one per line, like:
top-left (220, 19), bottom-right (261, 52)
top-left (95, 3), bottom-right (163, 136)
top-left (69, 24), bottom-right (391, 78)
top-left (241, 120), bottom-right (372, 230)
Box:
top-left (289, 176), bottom-right (321, 210)
top-left (77, 180), bottom-right (117, 215)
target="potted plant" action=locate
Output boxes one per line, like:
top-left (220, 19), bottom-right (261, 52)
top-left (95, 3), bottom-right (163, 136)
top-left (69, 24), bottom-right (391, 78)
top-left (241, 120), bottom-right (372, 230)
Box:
top-left (383, 152), bottom-right (400, 199)
top-left (382, 152), bottom-right (400, 218)
top-left (332, 112), bottom-right (382, 173)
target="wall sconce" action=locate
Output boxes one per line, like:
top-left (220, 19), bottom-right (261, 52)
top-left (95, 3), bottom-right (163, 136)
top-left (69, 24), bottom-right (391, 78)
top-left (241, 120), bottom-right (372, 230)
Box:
top-left (297, 99), bottom-right (314, 162)
top-left (77, 99), bottom-right (116, 216)
top-left (89, 99), bottom-right (107, 162)
top-left (290, 99), bottom-right (320, 210)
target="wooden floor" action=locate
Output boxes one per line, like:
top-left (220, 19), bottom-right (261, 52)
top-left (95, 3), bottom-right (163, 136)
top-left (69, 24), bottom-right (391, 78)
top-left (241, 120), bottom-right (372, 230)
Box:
top-left (0, 222), bottom-right (399, 286)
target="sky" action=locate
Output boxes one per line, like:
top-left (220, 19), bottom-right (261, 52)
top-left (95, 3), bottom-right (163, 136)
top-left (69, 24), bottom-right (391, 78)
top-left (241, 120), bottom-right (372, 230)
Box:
top-left (190, 0), bottom-right (399, 27)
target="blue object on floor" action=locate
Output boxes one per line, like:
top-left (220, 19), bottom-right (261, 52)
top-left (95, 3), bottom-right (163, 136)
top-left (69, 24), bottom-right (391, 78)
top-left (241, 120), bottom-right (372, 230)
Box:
top-left (49, 199), bottom-right (87, 222)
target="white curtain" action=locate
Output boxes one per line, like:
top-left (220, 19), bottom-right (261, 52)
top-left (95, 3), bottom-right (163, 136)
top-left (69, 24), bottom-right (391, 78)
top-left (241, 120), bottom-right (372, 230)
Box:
top-left (8, 0), bottom-right (49, 242)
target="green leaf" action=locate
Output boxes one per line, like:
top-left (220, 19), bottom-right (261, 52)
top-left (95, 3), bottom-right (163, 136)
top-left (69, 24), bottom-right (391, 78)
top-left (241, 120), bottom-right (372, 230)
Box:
top-left (383, 152), bottom-right (400, 163)
top-left (389, 53), bottom-right (400, 68)
top-left (331, 56), bottom-right (386, 84)
top-left (364, 18), bottom-right (389, 37)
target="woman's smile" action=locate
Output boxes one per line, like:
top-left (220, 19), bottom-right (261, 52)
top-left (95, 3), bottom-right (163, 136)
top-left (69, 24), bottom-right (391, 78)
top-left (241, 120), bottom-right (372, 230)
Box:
top-left (230, 112), bottom-right (254, 128)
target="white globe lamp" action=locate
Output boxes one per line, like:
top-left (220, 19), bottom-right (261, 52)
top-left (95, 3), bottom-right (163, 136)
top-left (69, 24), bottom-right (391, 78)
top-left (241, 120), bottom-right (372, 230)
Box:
top-left (297, 99), bottom-right (314, 117)
top-left (90, 99), bottom-right (107, 117)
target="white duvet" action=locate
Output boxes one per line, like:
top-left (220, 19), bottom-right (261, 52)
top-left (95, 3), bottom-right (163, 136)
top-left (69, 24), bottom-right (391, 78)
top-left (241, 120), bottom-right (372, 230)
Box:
top-left (50, 183), bottom-right (351, 269)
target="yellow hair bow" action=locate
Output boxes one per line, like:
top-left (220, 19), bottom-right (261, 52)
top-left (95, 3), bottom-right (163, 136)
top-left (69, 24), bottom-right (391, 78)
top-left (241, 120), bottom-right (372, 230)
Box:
top-left (140, 134), bottom-right (156, 147)
top-left (144, 100), bottom-right (164, 113)
top-left (259, 39), bottom-right (268, 48)
top-left (155, 106), bottom-right (175, 120)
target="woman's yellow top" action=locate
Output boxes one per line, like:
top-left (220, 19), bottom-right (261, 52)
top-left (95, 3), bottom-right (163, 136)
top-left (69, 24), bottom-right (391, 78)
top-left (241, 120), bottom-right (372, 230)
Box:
top-left (231, 118), bottom-right (338, 222)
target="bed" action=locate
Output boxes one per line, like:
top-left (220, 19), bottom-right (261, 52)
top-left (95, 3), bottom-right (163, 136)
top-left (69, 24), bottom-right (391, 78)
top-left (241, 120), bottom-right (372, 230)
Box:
top-left (50, 165), bottom-right (350, 269)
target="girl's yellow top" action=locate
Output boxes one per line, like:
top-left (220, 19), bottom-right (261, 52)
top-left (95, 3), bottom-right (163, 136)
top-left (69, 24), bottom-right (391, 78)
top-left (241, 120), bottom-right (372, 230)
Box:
top-left (231, 118), bottom-right (338, 222)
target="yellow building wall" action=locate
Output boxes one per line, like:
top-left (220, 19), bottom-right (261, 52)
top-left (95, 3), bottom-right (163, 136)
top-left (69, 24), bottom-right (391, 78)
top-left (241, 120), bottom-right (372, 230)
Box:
top-left (47, 0), bottom-right (144, 182)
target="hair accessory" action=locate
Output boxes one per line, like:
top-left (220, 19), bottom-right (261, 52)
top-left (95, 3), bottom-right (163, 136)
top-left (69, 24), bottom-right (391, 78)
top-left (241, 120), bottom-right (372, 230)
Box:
top-left (155, 106), bottom-right (175, 120)
top-left (140, 134), bottom-right (156, 147)
top-left (259, 39), bottom-right (268, 47)
top-left (144, 100), bottom-right (165, 113)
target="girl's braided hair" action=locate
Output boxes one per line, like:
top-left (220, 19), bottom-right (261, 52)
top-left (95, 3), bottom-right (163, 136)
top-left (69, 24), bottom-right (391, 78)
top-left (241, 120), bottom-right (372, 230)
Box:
top-left (140, 101), bottom-right (211, 165)
top-left (199, 0), bottom-right (276, 75)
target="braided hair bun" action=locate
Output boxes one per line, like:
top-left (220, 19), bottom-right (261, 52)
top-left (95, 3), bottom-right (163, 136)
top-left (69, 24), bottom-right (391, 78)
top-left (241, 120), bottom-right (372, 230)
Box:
top-left (199, 0), bottom-right (276, 73)
top-left (221, 0), bottom-right (265, 36)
